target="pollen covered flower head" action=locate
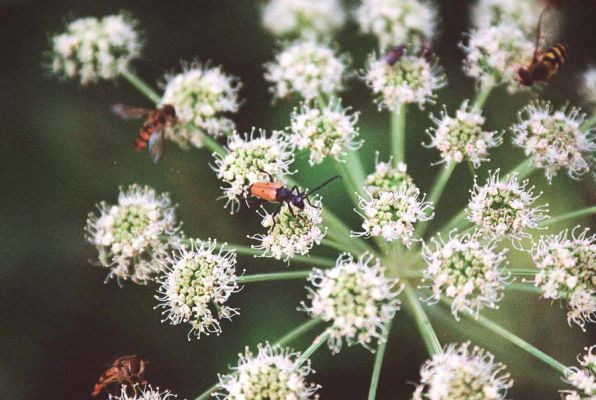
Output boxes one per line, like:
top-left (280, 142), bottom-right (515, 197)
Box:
top-left (215, 343), bottom-right (319, 400)
top-left (160, 61), bottom-right (241, 149)
top-left (85, 184), bottom-right (179, 284)
top-left (412, 342), bottom-right (513, 400)
top-left (580, 66), bottom-right (596, 110)
top-left (302, 253), bottom-right (402, 353)
top-left (561, 345), bottom-right (596, 400)
top-left (355, 0), bottom-right (437, 49)
top-left (250, 198), bottom-right (325, 262)
top-left (264, 40), bottom-right (347, 101)
top-left (357, 182), bottom-right (434, 247)
top-left (50, 13), bottom-right (142, 85)
top-left (468, 170), bottom-right (548, 244)
top-left (461, 22), bottom-right (534, 94)
top-left (532, 227), bottom-right (595, 331)
top-left (512, 102), bottom-right (595, 182)
top-left (422, 232), bottom-right (509, 319)
top-left (155, 239), bottom-right (240, 339)
top-left (365, 158), bottom-right (412, 198)
top-left (288, 101), bottom-right (362, 165)
top-left (262, 0), bottom-right (346, 38)
top-left (471, 0), bottom-right (542, 34)
top-left (364, 52), bottom-right (446, 110)
top-left (214, 129), bottom-right (294, 213)
top-left (427, 101), bottom-right (502, 167)
top-left (109, 385), bottom-right (177, 400)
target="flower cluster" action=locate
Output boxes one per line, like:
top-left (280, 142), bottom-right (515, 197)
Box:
top-left (512, 102), bottom-right (595, 181)
top-left (365, 158), bottom-right (412, 198)
top-left (85, 184), bottom-right (179, 284)
top-left (302, 253), bottom-right (402, 353)
top-left (355, 0), bottom-right (437, 49)
top-left (532, 228), bottom-right (595, 331)
top-left (215, 343), bottom-right (319, 400)
top-left (50, 13), bottom-right (142, 85)
top-left (364, 52), bottom-right (446, 110)
top-left (109, 385), bottom-right (177, 400)
top-left (467, 171), bottom-right (548, 244)
top-left (160, 61), bottom-right (241, 148)
top-left (357, 182), bottom-right (433, 247)
top-left (422, 232), bottom-right (509, 318)
top-left (412, 342), bottom-right (513, 400)
top-left (264, 40), bottom-right (347, 101)
top-left (288, 101), bottom-right (361, 165)
top-left (155, 239), bottom-right (240, 339)
top-left (261, 0), bottom-right (345, 38)
top-left (561, 345), bottom-right (596, 400)
top-left (470, 0), bottom-right (541, 34)
top-left (214, 129), bottom-right (294, 212)
top-left (250, 199), bottom-right (325, 262)
top-left (427, 101), bottom-right (502, 167)
top-left (461, 22), bottom-right (534, 93)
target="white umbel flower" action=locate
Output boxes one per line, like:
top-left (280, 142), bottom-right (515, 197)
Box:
top-left (215, 343), bottom-right (319, 400)
top-left (365, 158), bottom-right (412, 198)
top-left (532, 227), bottom-right (595, 331)
top-left (427, 101), bottom-right (502, 167)
top-left (250, 198), bottom-right (325, 262)
top-left (213, 129), bottom-right (294, 213)
top-left (422, 232), bottom-right (509, 319)
top-left (288, 101), bottom-right (362, 165)
top-left (364, 52), bottom-right (446, 110)
top-left (85, 184), bottom-right (179, 284)
top-left (512, 102), bottom-right (595, 182)
top-left (264, 40), bottom-right (347, 101)
top-left (468, 170), bottom-right (548, 244)
top-left (50, 13), bottom-right (142, 85)
top-left (160, 61), bottom-right (241, 149)
top-left (461, 22), bottom-right (534, 94)
top-left (471, 0), bottom-right (542, 34)
top-left (155, 239), bottom-right (240, 339)
top-left (356, 182), bottom-right (434, 247)
top-left (355, 0), bottom-right (437, 49)
top-left (561, 345), bottom-right (596, 400)
top-left (302, 253), bottom-right (402, 353)
top-left (580, 67), bottom-right (596, 110)
top-left (262, 0), bottom-right (346, 38)
top-left (412, 342), bottom-right (513, 400)
top-left (109, 385), bottom-right (177, 400)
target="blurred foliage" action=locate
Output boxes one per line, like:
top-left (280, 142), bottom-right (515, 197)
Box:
top-left (0, 1), bottom-right (594, 399)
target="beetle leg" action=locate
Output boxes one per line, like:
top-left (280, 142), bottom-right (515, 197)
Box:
top-left (287, 202), bottom-right (296, 217)
top-left (246, 197), bottom-right (265, 209)
top-left (305, 197), bottom-right (320, 209)
top-left (269, 202), bottom-right (283, 230)
top-left (257, 168), bottom-right (274, 182)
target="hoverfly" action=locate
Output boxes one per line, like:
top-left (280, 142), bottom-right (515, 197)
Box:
top-left (111, 103), bottom-right (177, 163)
top-left (383, 42), bottom-right (433, 66)
top-left (92, 355), bottom-right (148, 397)
top-left (517, 5), bottom-right (568, 87)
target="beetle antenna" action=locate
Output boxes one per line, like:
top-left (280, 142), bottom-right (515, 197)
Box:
top-left (304, 175), bottom-right (342, 198)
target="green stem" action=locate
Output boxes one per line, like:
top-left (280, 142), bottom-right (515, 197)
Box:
top-left (580, 114), bottom-right (596, 130)
top-left (368, 320), bottom-right (392, 400)
top-left (391, 103), bottom-right (406, 164)
top-left (505, 268), bottom-right (539, 277)
top-left (121, 69), bottom-right (161, 104)
top-left (539, 206), bottom-right (596, 227)
top-left (321, 237), bottom-right (354, 254)
top-left (202, 135), bottom-right (226, 156)
top-left (506, 282), bottom-right (543, 294)
top-left (276, 318), bottom-right (323, 346)
top-left (465, 310), bottom-right (567, 374)
top-left (471, 83), bottom-right (494, 110)
top-left (416, 162), bottom-right (456, 239)
top-left (335, 160), bottom-right (362, 207)
top-left (237, 270), bottom-right (311, 284)
top-left (403, 286), bottom-right (442, 356)
top-left (296, 330), bottom-right (331, 367)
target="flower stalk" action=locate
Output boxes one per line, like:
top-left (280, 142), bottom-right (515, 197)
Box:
top-left (237, 270), bottom-right (311, 284)
top-left (296, 329), bottom-right (331, 367)
top-left (416, 162), bottom-right (456, 238)
top-left (121, 69), bottom-right (161, 104)
top-left (368, 320), bottom-right (392, 400)
top-left (391, 103), bottom-right (406, 164)
top-left (538, 205), bottom-right (596, 227)
top-left (404, 285), bottom-right (442, 356)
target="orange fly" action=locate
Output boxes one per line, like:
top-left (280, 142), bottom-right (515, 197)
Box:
top-left (92, 355), bottom-right (148, 397)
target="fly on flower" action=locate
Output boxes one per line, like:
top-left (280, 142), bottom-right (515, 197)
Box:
top-left (517, 5), bottom-right (568, 87)
top-left (92, 355), bottom-right (147, 397)
top-left (111, 103), bottom-right (178, 163)
top-left (384, 43), bottom-right (433, 66)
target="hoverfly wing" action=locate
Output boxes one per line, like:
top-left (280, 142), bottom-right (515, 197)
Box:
top-left (534, 5), bottom-right (562, 59)
top-left (111, 103), bottom-right (152, 120)
top-left (148, 129), bottom-right (165, 163)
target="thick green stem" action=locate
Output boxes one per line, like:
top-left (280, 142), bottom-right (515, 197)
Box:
top-left (416, 162), bottom-right (456, 239)
top-left (237, 270), bottom-right (311, 284)
top-left (391, 104), bottom-right (406, 164)
top-left (367, 320), bottom-right (392, 400)
top-left (471, 83), bottom-right (494, 110)
top-left (121, 69), bottom-right (161, 104)
top-left (539, 206), bottom-right (596, 228)
top-left (335, 159), bottom-right (362, 207)
top-left (465, 310), bottom-right (567, 374)
top-left (296, 330), bottom-right (331, 367)
top-left (202, 135), bottom-right (226, 156)
top-left (506, 282), bottom-right (543, 294)
top-left (321, 237), bottom-right (354, 254)
top-left (404, 286), bottom-right (442, 356)
top-left (505, 268), bottom-right (539, 277)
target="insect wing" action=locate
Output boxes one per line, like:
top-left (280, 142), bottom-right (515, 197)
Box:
top-left (534, 6), bottom-right (562, 59)
top-left (111, 103), bottom-right (152, 120)
top-left (148, 129), bottom-right (165, 163)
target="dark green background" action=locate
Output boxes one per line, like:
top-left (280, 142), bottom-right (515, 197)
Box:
top-left (1, 1), bottom-right (594, 399)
